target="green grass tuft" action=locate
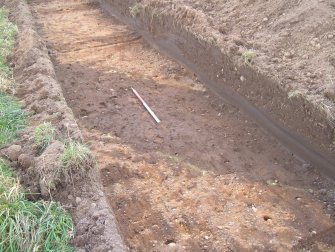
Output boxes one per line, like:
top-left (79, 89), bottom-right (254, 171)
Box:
top-left (0, 93), bottom-right (26, 146)
top-left (0, 158), bottom-right (74, 251)
top-left (0, 158), bottom-right (12, 178)
top-left (33, 122), bottom-right (56, 153)
top-left (129, 3), bottom-right (143, 17)
top-left (60, 141), bottom-right (95, 182)
top-left (241, 49), bottom-right (256, 65)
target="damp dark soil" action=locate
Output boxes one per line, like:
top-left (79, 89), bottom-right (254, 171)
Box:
top-left (30, 0), bottom-right (335, 251)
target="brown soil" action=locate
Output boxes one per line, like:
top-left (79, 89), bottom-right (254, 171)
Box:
top-left (100, 0), bottom-right (335, 172)
top-left (1, 0), bottom-right (126, 250)
top-left (183, 0), bottom-right (335, 101)
top-left (29, 0), bottom-right (335, 251)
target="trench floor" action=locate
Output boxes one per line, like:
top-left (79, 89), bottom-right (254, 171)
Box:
top-left (30, 0), bottom-right (335, 250)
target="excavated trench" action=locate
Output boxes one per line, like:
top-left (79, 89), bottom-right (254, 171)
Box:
top-left (30, 0), bottom-right (335, 250)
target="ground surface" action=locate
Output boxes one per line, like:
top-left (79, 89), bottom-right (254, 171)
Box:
top-left (176, 0), bottom-right (335, 112)
top-left (30, 0), bottom-right (335, 251)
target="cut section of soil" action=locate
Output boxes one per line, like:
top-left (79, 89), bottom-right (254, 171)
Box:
top-left (30, 0), bottom-right (335, 251)
top-left (99, 0), bottom-right (335, 178)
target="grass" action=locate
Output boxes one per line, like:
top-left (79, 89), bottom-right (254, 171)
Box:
top-left (60, 141), bottom-right (95, 182)
top-left (0, 158), bottom-right (12, 177)
top-left (129, 3), bottom-right (143, 17)
top-left (0, 8), bottom-right (26, 147)
top-left (0, 93), bottom-right (26, 146)
top-left (287, 90), bottom-right (303, 99)
top-left (0, 158), bottom-right (74, 251)
top-left (241, 49), bottom-right (256, 65)
top-left (0, 8), bottom-right (17, 93)
top-left (33, 122), bottom-right (56, 153)
top-left (0, 8), bottom-right (74, 251)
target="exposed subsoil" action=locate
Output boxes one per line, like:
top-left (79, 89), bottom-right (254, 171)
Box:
top-left (99, 0), bottom-right (335, 167)
top-left (176, 0), bottom-right (335, 104)
top-left (30, 0), bottom-right (335, 251)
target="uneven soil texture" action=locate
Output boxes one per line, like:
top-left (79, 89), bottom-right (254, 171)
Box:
top-left (30, 0), bottom-right (335, 251)
top-left (1, 0), bottom-right (126, 250)
top-left (178, 0), bottom-right (335, 105)
top-left (99, 0), bottom-right (335, 164)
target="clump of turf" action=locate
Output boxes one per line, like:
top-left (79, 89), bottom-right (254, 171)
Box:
top-left (60, 141), bottom-right (95, 182)
top-left (0, 93), bottom-right (26, 146)
top-left (0, 158), bottom-right (74, 251)
top-left (33, 122), bottom-right (56, 153)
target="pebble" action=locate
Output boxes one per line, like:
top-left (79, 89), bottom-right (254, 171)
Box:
top-left (262, 17), bottom-right (269, 22)
top-left (328, 34), bottom-right (334, 39)
top-left (319, 189), bottom-right (327, 195)
top-left (76, 197), bottom-right (82, 204)
top-left (302, 163), bottom-right (311, 169)
top-left (240, 76), bottom-right (245, 82)
top-left (204, 236), bottom-right (209, 240)
top-left (168, 242), bottom-right (176, 247)
top-left (284, 51), bottom-right (294, 59)
top-left (110, 89), bottom-right (117, 98)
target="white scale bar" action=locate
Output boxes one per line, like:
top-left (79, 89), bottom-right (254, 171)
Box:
top-left (131, 87), bottom-right (161, 124)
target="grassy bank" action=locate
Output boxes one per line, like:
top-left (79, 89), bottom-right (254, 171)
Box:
top-left (0, 159), bottom-right (74, 251)
top-left (0, 7), bottom-right (75, 251)
top-left (0, 7), bottom-right (25, 147)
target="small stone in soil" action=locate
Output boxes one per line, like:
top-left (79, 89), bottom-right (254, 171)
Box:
top-left (168, 242), bottom-right (176, 247)
top-left (319, 189), bottom-right (327, 195)
top-left (76, 197), bottom-right (82, 204)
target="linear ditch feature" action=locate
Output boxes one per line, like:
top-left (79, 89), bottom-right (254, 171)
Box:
top-left (99, 0), bottom-right (335, 178)
top-left (31, 0), bottom-right (335, 250)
